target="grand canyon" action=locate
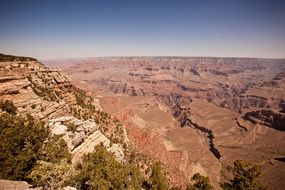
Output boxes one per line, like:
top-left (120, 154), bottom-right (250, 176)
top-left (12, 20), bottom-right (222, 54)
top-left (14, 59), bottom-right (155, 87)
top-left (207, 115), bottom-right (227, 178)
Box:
top-left (1, 1), bottom-right (285, 189)
top-left (45, 57), bottom-right (285, 189)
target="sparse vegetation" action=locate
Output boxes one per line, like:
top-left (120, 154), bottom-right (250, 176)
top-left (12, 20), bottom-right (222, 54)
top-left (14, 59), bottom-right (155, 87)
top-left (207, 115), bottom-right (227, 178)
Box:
top-left (0, 53), bottom-right (37, 62)
top-left (220, 160), bottom-right (266, 190)
top-left (66, 122), bottom-right (78, 133)
top-left (74, 87), bottom-right (96, 111)
top-left (28, 74), bottom-right (60, 101)
top-left (32, 85), bottom-right (58, 101)
top-left (71, 107), bottom-right (81, 119)
top-left (94, 110), bottom-right (111, 124)
top-left (187, 173), bottom-right (213, 190)
top-left (74, 87), bottom-right (86, 108)
top-left (0, 99), bottom-right (17, 114)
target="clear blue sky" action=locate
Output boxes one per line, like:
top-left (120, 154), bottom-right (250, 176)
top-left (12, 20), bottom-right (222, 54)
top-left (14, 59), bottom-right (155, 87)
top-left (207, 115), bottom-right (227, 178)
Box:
top-left (0, 0), bottom-right (285, 59)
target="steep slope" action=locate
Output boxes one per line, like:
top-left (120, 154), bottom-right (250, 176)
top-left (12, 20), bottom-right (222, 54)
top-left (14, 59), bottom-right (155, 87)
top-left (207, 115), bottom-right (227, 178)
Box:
top-left (0, 55), bottom-right (127, 156)
top-left (0, 54), bottom-right (134, 189)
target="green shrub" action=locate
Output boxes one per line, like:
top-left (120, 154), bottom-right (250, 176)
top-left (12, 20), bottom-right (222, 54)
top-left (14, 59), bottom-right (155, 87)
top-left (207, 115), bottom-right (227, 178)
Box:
top-left (66, 122), bottom-right (78, 133)
top-left (39, 135), bottom-right (71, 163)
top-left (29, 159), bottom-right (76, 189)
top-left (28, 135), bottom-right (72, 188)
top-left (30, 84), bottom-right (58, 102)
top-left (187, 173), bottom-right (213, 190)
top-left (75, 144), bottom-right (143, 190)
top-left (0, 113), bottom-right (48, 180)
top-left (74, 87), bottom-right (96, 111)
top-left (74, 87), bottom-right (87, 108)
top-left (149, 162), bottom-right (169, 190)
top-left (0, 100), bottom-right (17, 114)
top-left (0, 53), bottom-right (37, 62)
top-left (220, 160), bottom-right (266, 190)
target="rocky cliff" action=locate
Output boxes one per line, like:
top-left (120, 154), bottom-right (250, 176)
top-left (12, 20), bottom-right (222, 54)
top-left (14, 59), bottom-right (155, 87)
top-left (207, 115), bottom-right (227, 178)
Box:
top-left (0, 54), bottom-right (128, 167)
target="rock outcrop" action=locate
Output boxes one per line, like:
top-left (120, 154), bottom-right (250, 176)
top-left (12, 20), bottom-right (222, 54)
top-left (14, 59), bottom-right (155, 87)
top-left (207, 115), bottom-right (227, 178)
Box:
top-left (0, 54), bottom-right (129, 165)
top-left (243, 110), bottom-right (285, 131)
top-left (0, 59), bottom-right (77, 119)
top-left (0, 179), bottom-right (38, 190)
top-left (47, 116), bottom-right (125, 163)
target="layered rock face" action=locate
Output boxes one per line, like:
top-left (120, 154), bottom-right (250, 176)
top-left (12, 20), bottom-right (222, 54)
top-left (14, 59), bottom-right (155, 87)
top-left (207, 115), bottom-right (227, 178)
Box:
top-left (0, 59), bottom-right (76, 119)
top-left (0, 55), bottom-right (128, 165)
top-left (48, 56), bottom-right (285, 189)
top-left (47, 116), bottom-right (125, 163)
top-left (243, 110), bottom-right (285, 131)
top-left (53, 57), bottom-right (285, 112)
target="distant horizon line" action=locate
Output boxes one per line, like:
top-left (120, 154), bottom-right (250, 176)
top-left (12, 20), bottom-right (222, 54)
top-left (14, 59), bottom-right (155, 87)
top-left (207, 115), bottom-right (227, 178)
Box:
top-left (1, 52), bottom-right (285, 61)
top-left (40, 55), bottom-right (285, 61)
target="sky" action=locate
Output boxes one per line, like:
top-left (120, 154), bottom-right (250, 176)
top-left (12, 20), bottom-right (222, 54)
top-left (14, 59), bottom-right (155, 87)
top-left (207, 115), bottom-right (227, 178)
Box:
top-left (0, 0), bottom-right (285, 59)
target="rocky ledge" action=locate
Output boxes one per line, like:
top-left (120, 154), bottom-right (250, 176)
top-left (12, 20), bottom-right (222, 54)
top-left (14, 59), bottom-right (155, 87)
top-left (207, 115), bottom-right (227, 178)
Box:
top-left (243, 110), bottom-right (285, 131)
top-left (47, 116), bottom-right (125, 163)
top-left (0, 55), bottom-right (129, 164)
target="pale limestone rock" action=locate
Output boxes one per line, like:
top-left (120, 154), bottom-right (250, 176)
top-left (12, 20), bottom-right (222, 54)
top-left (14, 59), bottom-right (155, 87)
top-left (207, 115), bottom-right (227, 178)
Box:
top-left (92, 98), bottom-right (103, 111)
top-left (0, 179), bottom-right (38, 190)
top-left (71, 130), bottom-right (125, 163)
top-left (107, 143), bottom-right (125, 161)
top-left (49, 116), bottom-right (74, 123)
top-left (63, 130), bottom-right (84, 150)
top-left (0, 78), bottom-right (30, 95)
top-left (62, 186), bottom-right (77, 190)
top-left (71, 130), bottom-right (110, 163)
top-left (52, 72), bottom-right (66, 83)
top-left (47, 116), bottom-right (125, 163)
top-left (11, 63), bottom-right (19, 67)
top-left (51, 123), bottom-right (68, 135)
top-left (4, 65), bottom-right (11, 70)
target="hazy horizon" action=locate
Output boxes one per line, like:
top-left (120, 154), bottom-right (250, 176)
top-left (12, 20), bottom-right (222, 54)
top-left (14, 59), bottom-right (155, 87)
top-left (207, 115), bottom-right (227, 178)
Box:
top-left (1, 0), bottom-right (285, 59)
top-left (41, 55), bottom-right (285, 62)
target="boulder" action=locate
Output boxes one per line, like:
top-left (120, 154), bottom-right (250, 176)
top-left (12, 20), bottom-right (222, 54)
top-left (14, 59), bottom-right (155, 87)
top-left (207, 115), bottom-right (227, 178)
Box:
top-left (51, 123), bottom-right (68, 135)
